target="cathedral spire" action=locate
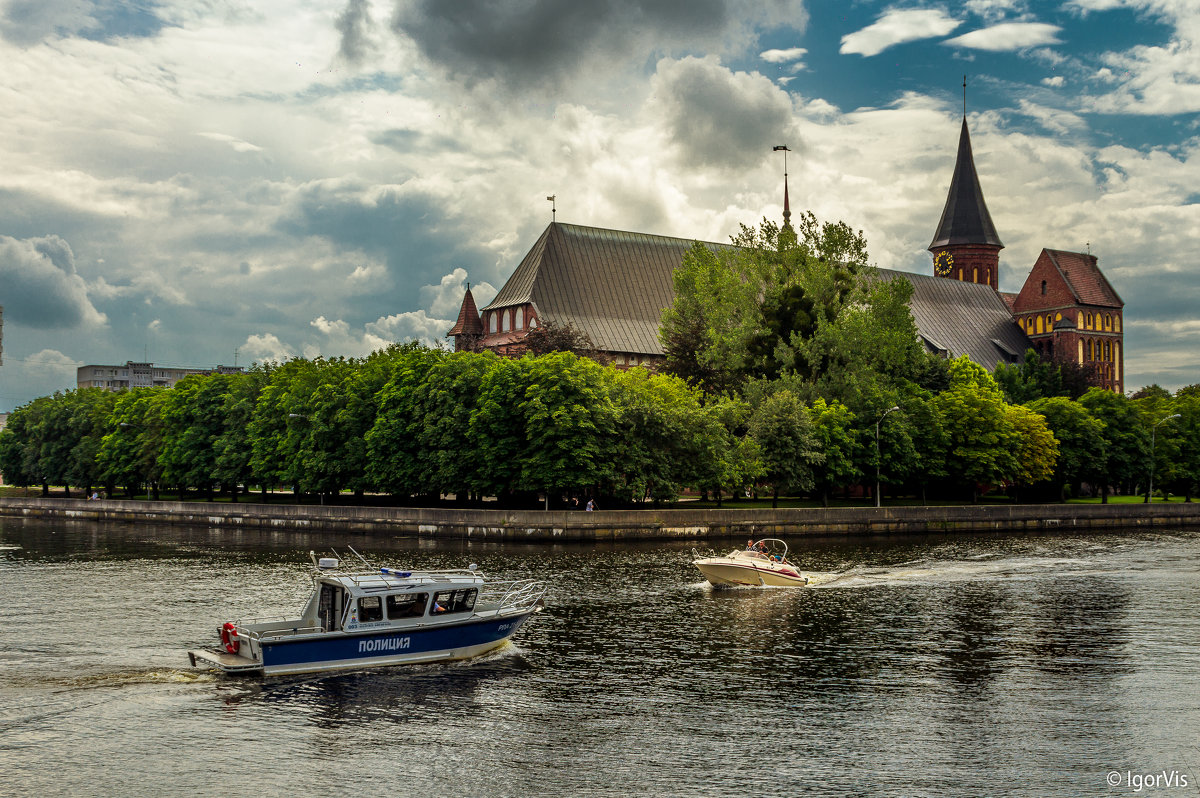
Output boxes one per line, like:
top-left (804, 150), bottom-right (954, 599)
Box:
top-left (929, 117), bottom-right (1003, 250)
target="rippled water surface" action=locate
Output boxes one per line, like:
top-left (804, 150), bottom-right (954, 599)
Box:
top-left (3, 518), bottom-right (1200, 797)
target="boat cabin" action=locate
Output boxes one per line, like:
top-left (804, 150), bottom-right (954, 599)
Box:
top-left (302, 568), bottom-right (487, 633)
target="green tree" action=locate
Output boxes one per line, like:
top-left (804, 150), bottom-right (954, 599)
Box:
top-left (416, 350), bottom-right (496, 500)
top-left (365, 346), bottom-right (447, 497)
top-left (1169, 390), bottom-right (1200, 501)
top-left (1027, 396), bottom-right (1106, 500)
top-left (517, 352), bottom-right (621, 505)
top-left (748, 390), bottom-right (823, 507)
top-left (97, 388), bottom-right (168, 498)
top-left (933, 357), bottom-right (1018, 500)
top-left (1078, 388), bottom-right (1148, 501)
top-left (1005, 404), bottom-right (1059, 496)
top-left (807, 397), bottom-right (858, 506)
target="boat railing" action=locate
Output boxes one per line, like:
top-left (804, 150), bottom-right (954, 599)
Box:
top-left (228, 618), bottom-right (326, 641)
top-left (478, 578), bottom-right (547, 613)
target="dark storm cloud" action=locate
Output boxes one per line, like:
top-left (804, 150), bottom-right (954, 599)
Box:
top-left (279, 181), bottom-right (494, 317)
top-left (0, 235), bottom-right (105, 329)
top-left (336, 0), bottom-right (375, 65)
top-left (654, 56), bottom-right (795, 170)
top-left (389, 0), bottom-right (798, 90)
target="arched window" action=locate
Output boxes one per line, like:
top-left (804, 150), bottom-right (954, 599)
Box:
top-left (529, 316), bottom-right (538, 329)
top-left (488, 313), bottom-right (497, 334)
top-left (1055, 313), bottom-right (1062, 322)
top-left (501, 310), bottom-right (511, 332)
top-left (1115, 316), bottom-right (1121, 333)
top-left (514, 306), bottom-right (524, 329)
top-left (1103, 341), bottom-right (1111, 360)
top-left (1104, 314), bottom-right (1111, 330)
top-left (972, 267), bottom-right (978, 283)
top-left (1041, 280), bottom-right (1047, 295)
top-left (984, 268), bottom-right (990, 285)
top-left (1036, 316), bottom-right (1044, 334)
top-left (1087, 340), bottom-right (1094, 361)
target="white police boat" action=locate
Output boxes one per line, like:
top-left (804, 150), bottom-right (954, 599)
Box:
top-left (188, 551), bottom-right (547, 676)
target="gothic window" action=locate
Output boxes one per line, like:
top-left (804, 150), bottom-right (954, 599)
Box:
top-left (1115, 316), bottom-right (1121, 333)
top-left (972, 267), bottom-right (978, 283)
top-left (984, 268), bottom-right (990, 285)
top-left (1103, 341), bottom-right (1111, 360)
top-left (1087, 340), bottom-right (1094, 361)
top-left (501, 310), bottom-right (511, 332)
top-left (1104, 314), bottom-right (1111, 330)
top-left (1055, 313), bottom-right (1062, 322)
top-left (1036, 316), bottom-right (1044, 334)
top-left (515, 306), bottom-right (524, 329)
top-left (1041, 280), bottom-right (1047, 295)
top-left (489, 313), bottom-right (497, 333)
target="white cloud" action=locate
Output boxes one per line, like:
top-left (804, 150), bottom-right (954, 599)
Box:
top-left (760, 47), bottom-right (807, 64)
top-left (841, 9), bottom-right (962, 57)
top-left (241, 333), bottom-right (295, 364)
top-left (1042, 75), bottom-right (1066, 87)
top-left (1017, 99), bottom-right (1087, 133)
top-left (419, 268), bottom-right (497, 319)
top-left (944, 22), bottom-right (1063, 51)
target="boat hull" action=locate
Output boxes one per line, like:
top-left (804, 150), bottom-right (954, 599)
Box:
top-left (694, 559), bottom-right (809, 588)
top-left (191, 609), bottom-right (538, 676)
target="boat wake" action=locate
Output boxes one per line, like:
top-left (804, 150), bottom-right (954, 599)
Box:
top-left (808, 555), bottom-right (1099, 590)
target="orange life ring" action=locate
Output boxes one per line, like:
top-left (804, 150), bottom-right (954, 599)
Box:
top-left (220, 622), bottom-right (240, 654)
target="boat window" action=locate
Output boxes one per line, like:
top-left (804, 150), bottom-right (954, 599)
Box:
top-left (357, 596), bottom-right (384, 623)
top-left (430, 589), bottom-right (478, 615)
top-left (386, 592), bottom-right (429, 619)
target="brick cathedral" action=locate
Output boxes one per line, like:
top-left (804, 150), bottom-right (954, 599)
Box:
top-left (930, 117), bottom-right (1125, 393)
top-left (450, 116), bottom-right (1126, 394)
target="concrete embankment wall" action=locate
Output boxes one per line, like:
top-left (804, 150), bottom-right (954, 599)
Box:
top-left (1, 496), bottom-right (1198, 540)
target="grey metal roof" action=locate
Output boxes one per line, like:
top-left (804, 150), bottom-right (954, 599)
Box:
top-left (483, 221), bottom-right (1030, 370)
top-left (878, 270), bottom-right (1031, 371)
top-left (483, 223), bottom-right (729, 355)
top-left (929, 118), bottom-right (1004, 250)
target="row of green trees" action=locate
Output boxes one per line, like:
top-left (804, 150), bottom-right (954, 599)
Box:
top-left (1, 340), bottom-right (1195, 505)
top-left (2, 215), bottom-right (1196, 506)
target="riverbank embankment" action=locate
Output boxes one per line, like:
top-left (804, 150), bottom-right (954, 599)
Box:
top-left (2, 496), bottom-right (1198, 540)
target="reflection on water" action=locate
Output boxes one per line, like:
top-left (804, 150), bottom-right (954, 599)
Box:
top-left (2, 517), bottom-right (1199, 797)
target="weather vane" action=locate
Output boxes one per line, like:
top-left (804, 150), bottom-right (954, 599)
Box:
top-left (546, 194), bottom-right (556, 222)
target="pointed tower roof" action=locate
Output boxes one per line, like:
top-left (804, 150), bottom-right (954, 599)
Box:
top-left (446, 286), bottom-right (484, 336)
top-left (929, 118), bottom-right (1004, 250)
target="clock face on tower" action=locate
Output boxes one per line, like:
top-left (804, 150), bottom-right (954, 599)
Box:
top-left (933, 250), bottom-right (954, 277)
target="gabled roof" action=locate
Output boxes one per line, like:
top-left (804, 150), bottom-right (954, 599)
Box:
top-left (447, 287), bottom-right (484, 336)
top-left (483, 222), bottom-right (728, 355)
top-left (877, 269), bottom-right (1030, 371)
top-left (929, 118), bottom-right (1004, 250)
top-left (1043, 249), bottom-right (1123, 308)
top-left (480, 221), bottom-right (1030, 370)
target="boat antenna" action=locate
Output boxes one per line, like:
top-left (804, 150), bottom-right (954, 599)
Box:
top-left (347, 545), bottom-right (372, 569)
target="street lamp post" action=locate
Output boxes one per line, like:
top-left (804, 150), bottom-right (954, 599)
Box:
top-left (876, 406), bottom-right (900, 508)
top-left (1146, 413), bottom-right (1182, 503)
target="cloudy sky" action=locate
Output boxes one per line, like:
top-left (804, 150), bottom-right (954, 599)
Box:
top-left (1, 0), bottom-right (1197, 411)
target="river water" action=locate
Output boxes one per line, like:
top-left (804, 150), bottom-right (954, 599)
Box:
top-left (2, 518), bottom-right (1199, 797)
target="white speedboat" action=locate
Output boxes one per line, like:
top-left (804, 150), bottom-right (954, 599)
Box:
top-left (693, 538), bottom-right (809, 587)
top-left (188, 550), bottom-right (547, 676)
